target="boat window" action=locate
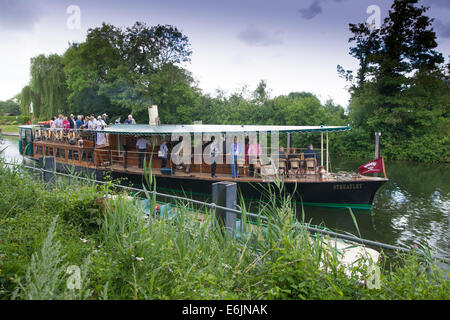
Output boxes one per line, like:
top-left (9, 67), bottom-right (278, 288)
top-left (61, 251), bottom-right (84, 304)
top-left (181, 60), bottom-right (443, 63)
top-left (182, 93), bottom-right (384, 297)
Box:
top-left (68, 149), bottom-right (73, 160)
top-left (73, 150), bottom-right (79, 161)
top-left (56, 148), bottom-right (65, 159)
top-left (36, 145), bottom-right (43, 155)
top-left (26, 130), bottom-right (32, 143)
top-left (45, 147), bottom-right (53, 156)
top-left (87, 151), bottom-right (93, 163)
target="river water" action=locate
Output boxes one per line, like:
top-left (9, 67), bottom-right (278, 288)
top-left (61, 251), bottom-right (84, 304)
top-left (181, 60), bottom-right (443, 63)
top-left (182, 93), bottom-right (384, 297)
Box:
top-left (1, 136), bottom-right (449, 261)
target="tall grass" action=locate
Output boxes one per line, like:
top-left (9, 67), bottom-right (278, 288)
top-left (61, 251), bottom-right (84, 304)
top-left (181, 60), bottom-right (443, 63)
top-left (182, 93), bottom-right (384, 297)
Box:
top-left (0, 151), bottom-right (448, 300)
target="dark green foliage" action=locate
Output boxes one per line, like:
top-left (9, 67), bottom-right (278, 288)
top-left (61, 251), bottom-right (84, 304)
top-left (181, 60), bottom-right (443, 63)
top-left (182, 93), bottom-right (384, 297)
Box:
top-left (0, 100), bottom-right (21, 116)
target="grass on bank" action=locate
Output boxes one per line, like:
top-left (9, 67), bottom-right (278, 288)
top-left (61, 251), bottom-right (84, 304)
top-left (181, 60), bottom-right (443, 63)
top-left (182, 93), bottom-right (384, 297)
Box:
top-left (0, 156), bottom-right (448, 300)
top-left (0, 125), bottom-right (19, 133)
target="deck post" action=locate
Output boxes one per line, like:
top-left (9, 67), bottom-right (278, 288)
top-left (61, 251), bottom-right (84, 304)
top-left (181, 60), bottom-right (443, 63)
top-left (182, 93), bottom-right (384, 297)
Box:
top-left (375, 132), bottom-right (381, 159)
top-left (287, 133), bottom-right (291, 151)
top-left (321, 132), bottom-right (324, 167)
top-left (326, 131), bottom-right (329, 173)
top-left (39, 156), bottom-right (56, 186)
top-left (212, 181), bottom-right (237, 238)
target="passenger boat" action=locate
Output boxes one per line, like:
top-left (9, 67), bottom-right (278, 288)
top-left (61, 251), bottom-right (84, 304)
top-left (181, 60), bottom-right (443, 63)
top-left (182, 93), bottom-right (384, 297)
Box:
top-left (18, 122), bottom-right (388, 209)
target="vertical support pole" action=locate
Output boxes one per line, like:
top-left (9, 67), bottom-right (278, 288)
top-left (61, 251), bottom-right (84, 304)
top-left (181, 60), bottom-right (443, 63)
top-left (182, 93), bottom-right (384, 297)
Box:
top-left (212, 181), bottom-right (237, 238)
top-left (321, 132), bottom-right (324, 167)
top-left (375, 132), bottom-right (381, 159)
top-left (326, 131), bottom-right (329, 173)
top-left (287, 133), bottom-right (291, 152)
top-left (124, 150), bottom-right (128, 170)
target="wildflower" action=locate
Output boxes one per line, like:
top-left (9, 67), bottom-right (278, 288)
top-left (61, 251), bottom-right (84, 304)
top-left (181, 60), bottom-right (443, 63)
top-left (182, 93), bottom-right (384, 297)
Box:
top-left (80, 238), bottom-right (88, 243)
top-left (136, 257), bottom-right (144, 262)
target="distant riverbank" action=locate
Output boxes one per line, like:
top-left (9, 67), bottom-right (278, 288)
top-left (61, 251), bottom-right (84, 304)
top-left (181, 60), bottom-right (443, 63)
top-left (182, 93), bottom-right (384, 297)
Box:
top-left (0, 124), bottom-right (19, 135)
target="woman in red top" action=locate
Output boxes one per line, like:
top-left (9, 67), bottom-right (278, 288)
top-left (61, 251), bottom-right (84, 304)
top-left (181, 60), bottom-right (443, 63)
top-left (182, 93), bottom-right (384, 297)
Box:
top-left (63, 116), bottom-right (70, 133)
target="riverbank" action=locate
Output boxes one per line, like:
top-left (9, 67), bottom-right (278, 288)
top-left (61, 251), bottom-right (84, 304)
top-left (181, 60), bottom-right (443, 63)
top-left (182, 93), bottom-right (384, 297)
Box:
top-left (0, 152), bottom-right (448, 300)
top-left (0, 125), bottom-right (19, 134)
top-left (1, 132), bottom-right (18, 137)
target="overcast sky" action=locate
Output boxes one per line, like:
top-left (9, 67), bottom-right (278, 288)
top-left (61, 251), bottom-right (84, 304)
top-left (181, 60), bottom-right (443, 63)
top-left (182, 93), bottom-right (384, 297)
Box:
top-left (0, 0), bottom-right (449, 108)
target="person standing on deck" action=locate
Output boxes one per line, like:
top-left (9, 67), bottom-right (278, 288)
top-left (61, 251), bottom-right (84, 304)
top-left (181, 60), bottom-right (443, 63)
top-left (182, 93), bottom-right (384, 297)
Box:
top-left (124, 115), bottom-right (136, 124)
top-left (49, 117), bottom-right (57, 130)
top-left (248, 138), bottom-right (261, 177)
top-left (96, 116), bottom-right (107, 146)
top-left (62, 117), bottom-right (70, 133)
top-left (75, 115), bottom-right (83, 130)
top-left (55, 114), bottom-right (63, 128)
top-left (230, 136), bottom-right (243, 179)
top-left (159, 141), bottom-right (169, 168)
top-left (69, 114), bottom-right (76, 130)
top-left (88, 116), bottom-right (96, 130)
top-left (210, 136), bottom-right (219, 178)
top-left (136, 137), bottom-right (150, 169)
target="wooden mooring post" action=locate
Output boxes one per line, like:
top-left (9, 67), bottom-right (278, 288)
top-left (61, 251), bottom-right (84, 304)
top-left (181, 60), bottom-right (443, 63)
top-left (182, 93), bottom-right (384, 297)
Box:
top-left (39, 156), bottom-right (56, 186)
top-left (212, 181), bottom-right (238, 238)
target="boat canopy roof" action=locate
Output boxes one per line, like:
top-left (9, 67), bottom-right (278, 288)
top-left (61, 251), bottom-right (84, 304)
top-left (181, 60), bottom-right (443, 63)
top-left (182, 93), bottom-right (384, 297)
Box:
top-left (18, 125), bottom-right (41, 130)
top-left (101, 124), bottom-right (350, 136)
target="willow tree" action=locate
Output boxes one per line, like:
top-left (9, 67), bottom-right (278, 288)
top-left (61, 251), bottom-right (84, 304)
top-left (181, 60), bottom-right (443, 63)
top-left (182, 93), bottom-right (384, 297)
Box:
top-left (29, 54), bottom-right (69, 120)
top-left (19, 85), bottom-right (32, 117)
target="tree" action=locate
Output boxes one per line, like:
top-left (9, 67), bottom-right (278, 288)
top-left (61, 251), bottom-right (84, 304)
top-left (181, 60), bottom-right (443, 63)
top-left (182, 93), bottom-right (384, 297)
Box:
top-left (0, 99), bottom-right (21, 116)
top-left (339, 0), bottom-right (449, 162)
top-left (63, 22), bottom-right (193, 122)
top-left (28, 54), bottom-right (69, 120)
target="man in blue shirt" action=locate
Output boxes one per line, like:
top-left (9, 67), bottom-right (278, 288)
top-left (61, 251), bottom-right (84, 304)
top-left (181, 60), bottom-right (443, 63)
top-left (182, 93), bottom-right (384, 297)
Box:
top-left (230, 136), bottom-right (243, 178)
top-left (303, 144), bottom-right (318, 170)
top-left (75, 115), bottom-right (83, 130)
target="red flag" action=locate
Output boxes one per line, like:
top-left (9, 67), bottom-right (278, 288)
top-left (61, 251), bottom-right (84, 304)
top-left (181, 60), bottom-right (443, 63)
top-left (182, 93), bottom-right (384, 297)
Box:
top-left (358, 157), bottom-right (385, 175)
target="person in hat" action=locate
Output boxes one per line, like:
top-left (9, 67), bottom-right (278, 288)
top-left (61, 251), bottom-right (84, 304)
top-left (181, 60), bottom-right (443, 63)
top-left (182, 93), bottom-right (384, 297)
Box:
top-left (124, 115), bottom-right (136, 124)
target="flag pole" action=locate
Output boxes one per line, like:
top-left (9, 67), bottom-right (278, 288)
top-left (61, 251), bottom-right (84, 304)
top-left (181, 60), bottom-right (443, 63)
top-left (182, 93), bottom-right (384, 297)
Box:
top-left (381, 156), bottom-right (387, 179)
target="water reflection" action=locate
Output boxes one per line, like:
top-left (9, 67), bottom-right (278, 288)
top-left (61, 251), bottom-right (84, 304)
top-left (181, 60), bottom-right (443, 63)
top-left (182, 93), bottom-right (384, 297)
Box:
top-left (1, 136), bottom-right (21, 163)
top-left (323, 157), bottom-right (450, 258)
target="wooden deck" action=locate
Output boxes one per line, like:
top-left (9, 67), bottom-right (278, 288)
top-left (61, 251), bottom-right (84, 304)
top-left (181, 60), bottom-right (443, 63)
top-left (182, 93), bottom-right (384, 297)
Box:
top-left (108, 164), bottom-right (385, 184)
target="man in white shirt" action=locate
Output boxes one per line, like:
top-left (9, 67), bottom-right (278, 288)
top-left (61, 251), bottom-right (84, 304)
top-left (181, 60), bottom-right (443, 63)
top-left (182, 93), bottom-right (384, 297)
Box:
top-left (136, 137), bottom-right (150, 169)
top-left (96, 116), bottom-right (107, 145)
top-left (88, 116), bottom-right (96, 130)
top-left (55, 114), bottom-right (63, 128)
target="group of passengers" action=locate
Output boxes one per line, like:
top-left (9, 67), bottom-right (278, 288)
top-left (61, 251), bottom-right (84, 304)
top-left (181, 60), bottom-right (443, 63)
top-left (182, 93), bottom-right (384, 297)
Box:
top-left (49, 113), bottom-right (109, 132)
top-left (135, 135), bottom-right (318, 179)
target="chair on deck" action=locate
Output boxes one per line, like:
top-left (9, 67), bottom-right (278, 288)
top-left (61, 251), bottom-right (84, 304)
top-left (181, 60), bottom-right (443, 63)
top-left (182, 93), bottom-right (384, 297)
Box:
top-left (305, 158), bottom-right (317, 175)
top-left (278, 159), bottom-right (287, 176)
top-left (251, 158), bottom-right (261, 177)
top-left (289, 159), bottom-right (300, 177)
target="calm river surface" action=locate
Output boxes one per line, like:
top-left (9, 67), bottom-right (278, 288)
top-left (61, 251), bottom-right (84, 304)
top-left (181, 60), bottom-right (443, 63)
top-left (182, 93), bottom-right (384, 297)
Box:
top-left (1, 136), bottom-right (449, 260)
